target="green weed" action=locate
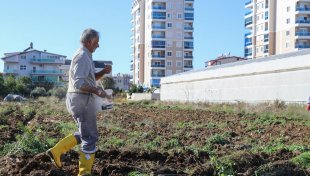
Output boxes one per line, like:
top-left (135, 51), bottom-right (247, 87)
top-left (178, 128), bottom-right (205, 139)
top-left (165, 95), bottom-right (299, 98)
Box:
top-left (291, 152), bottom-right (310, 168)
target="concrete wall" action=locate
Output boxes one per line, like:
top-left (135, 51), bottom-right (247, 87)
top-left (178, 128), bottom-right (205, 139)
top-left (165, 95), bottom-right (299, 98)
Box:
top-left (129, 93), bottom-right (160, 101)
top-left (161, 49), bottom-right (310, 103)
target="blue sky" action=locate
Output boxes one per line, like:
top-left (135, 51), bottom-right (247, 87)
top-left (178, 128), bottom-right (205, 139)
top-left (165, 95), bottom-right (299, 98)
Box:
top-left (0, 0), bottom-right (246, 74)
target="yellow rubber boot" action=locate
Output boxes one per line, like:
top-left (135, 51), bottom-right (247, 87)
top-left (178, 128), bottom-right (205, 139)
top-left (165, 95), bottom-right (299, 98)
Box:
top-left (46, 134), bottom-right (78, 168)
top-left (78, 151), bottom-right (95, 176)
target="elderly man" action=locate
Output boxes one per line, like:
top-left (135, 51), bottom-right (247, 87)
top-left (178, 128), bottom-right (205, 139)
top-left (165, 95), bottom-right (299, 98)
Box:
top-left (47, 28), bottom-right (111, 175)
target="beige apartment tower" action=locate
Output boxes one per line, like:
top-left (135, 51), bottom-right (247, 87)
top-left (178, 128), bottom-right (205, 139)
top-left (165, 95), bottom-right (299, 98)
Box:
top-left (131, 0), bottom-right (194, 87)
top-left (245, 0), bottom-right (310, 59)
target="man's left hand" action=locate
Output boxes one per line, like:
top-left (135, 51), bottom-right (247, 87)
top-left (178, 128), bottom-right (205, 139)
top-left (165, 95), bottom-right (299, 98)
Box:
top-left (102, 65), bottom-right (112, 74)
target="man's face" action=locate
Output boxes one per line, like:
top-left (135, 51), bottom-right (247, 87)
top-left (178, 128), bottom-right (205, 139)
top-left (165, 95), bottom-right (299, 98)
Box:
top-left (86, 37), bottom-right (99, 53)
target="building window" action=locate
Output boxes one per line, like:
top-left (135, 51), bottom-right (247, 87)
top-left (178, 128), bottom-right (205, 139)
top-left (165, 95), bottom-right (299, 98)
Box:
top-left (167, 61), bottom-right (172, 66)
top-left (20, 65), bottom-right (26, 70)
top-left (167, 23), bottom-right (172, 28)
top-left (33, 55), bottom-right (36, 59)
top-left (178, 14), bottom-right (182, 19)
top-left (20, 55), bottom-right (26, 59)
top-left (176, 41), bottom-right (182, 47)
top-left (286, 18), bottom-right (290, 24)
top-left (286, 42), bottom-right (289, 48)
top-left (176, 51), bottom-right (182, 57)
top-left (286, 30), bottom-right (290, 36)
top-left (177, 61), bottom-right (182, 67)
top-left (167, 51), bottom-right (172, 57)
top-left (287, 6), bottom-right (290, 12)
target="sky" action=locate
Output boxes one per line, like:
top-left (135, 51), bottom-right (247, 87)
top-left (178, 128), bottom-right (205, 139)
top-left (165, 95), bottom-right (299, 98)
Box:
top-left (0, 0), bottom-right (246, 75)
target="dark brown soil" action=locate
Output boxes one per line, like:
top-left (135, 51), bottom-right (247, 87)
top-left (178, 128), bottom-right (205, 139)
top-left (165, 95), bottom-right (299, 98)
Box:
top-left (0, 103), bottom-right (309, 176)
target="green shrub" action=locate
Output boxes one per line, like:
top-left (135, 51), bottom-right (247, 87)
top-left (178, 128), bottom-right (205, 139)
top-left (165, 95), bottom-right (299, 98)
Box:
top-left (49, 87), bottom-right (66, 99)
top-left (30, 87), bottom-right (47, 98)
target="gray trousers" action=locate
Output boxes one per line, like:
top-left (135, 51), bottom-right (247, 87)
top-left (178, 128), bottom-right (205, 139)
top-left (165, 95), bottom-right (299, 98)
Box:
top-left (66, 92), bottom-right (98, 154)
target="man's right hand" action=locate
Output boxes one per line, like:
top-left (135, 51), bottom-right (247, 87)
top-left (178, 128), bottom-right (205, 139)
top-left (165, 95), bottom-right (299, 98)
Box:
top-left (96, 88), bottom-right (107, 98)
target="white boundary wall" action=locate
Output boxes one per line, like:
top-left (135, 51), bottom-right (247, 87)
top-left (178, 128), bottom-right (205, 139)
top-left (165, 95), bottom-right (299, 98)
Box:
top-left (161, 49), bottom-right (310, 103)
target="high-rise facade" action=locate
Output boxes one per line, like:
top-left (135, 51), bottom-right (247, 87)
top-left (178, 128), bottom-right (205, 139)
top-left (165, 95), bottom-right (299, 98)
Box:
top-left (244, 0), bottom-right (310, 59)
top-left (131, 0), bottom-right (194, 87)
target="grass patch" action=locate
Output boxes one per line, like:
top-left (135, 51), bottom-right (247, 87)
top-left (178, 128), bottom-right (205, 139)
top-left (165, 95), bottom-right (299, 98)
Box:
top-left (291, 152), bottom-right (310, 169)
top-left (56, 122), bottom-right (77, 136)
top-left (0, 127), bottom-right (55, 157)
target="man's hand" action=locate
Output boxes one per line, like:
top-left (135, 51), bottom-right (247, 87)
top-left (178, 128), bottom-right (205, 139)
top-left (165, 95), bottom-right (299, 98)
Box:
top-left (102, 65), bottom-right (112, 74)
top-left (96, 88), bottom-right (107, 98)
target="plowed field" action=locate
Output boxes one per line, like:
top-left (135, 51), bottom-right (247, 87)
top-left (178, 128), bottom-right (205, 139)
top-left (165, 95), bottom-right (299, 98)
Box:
top-left (0, 99), bottom-right (309, 176)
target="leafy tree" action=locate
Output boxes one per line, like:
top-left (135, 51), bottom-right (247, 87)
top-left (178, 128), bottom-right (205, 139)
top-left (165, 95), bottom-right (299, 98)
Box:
top-left (0, 76), bottom-right (5, 96)
top-left (128, 84), bottom-right (144, 95)
top-left (4, 76), bottom-right (16, 94)
top-left (16, 76), bottom-right (33, 96)
top-left (100, 76), bottom-right (115, 89)
top-left (48, 87), bottom-right (66, 99)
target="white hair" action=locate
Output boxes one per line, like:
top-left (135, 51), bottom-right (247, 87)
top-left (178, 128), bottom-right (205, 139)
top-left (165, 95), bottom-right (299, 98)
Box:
top-left (80, 28), bottom-right (99, 44)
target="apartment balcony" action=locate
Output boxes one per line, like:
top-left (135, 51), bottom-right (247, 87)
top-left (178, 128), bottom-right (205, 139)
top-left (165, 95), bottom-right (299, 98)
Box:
top-left (3, 69), bottom-right (18, 75)
top-left (296, 19), bottom-right (310, 26)
top-left (264, 49), bottom-right (269, 53)
top-left (185, 7), bottom-right (194, 11)
top-left (185, 16), bottom-right (194, 20)
top-left (184, 46), bottom-right (194, 49)
top-left (245, 0), bottom-right (253, 8)
top-left (184, 65), bottom-right (193, 68)
top-left (152, 12), bottom-right (166, 20)
top-left (2, 57), bottom-right (18, 63)
top-left (152, 6), bottom-right (166, 10)
top-left (152, 54), bottom-right (165, 59)
top-left (184, 36), bottom-right (194, 40)
top-left (245, 41), bottom-right (252, 46)
top-left (152, 35), bottom-right (166, 39)
top-left (295, 44), bottom-right (310, 48)
top-left (264, 38), bottom-right (269, 42)
top-left (31, 70), bottom-right (64, 75)
top-left (152, 45), bottom-right (166, 48)
top-left (245, 53), bottom-right (253, 57)
top-left (184, 55), bottom-right (193, 59)
top-left (152, 25), bottom-right (166, 30)
top-left (184, 26), bottom-right (194, 30)
top-left (296, 7), bottom-right (310, 14)
top-left (295, 31), bottom-right (310, 39)
top-left (245, 20), bottom-right (253, 27)
top-left (245, 32), bottom-right (252, 38)
top-left (151, 64), bottom-right (165, 68)
top-left (30, 58), bottom-right (64, 64)
top-left (245, 11), bottom-right (252, 16)
top-left (151, 74), bottom-right (165, 77)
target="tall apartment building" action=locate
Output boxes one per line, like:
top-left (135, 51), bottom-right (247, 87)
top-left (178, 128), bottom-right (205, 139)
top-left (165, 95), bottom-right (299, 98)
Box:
top-left (131, 0), bottom-right (194, 87)
top-left (245, 0), bottom-right (310, 59)
top-left (1, 43), bottom-right (66, 86)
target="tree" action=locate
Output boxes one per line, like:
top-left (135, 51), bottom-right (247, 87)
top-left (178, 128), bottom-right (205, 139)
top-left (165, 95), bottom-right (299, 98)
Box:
top-left (128, 84), bottom-right (144, 95)
top-left (30, 87), bottom-right (47, 98)
top-left (100, 77), bottom-right (115, 89)
top-left (0, 76), bottom-right (5, 96)
top-left (16, 76), bottom-right (33, 96)
top-left (4, 76), bottom-right (16, 94)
